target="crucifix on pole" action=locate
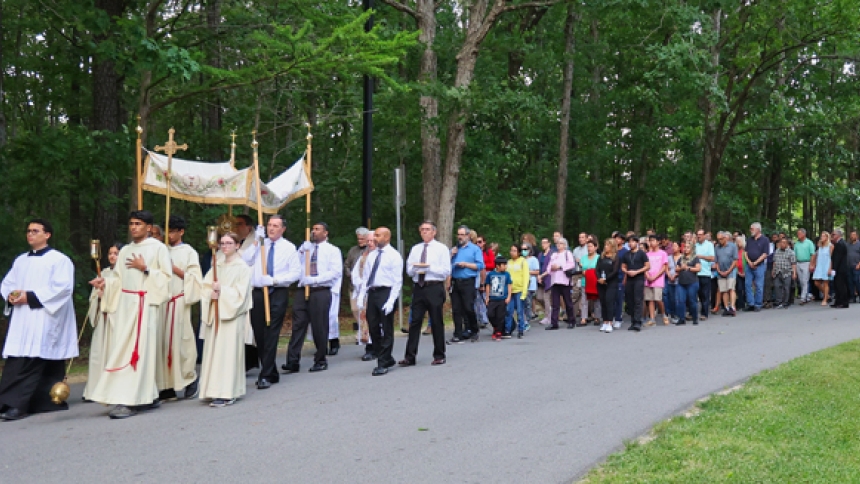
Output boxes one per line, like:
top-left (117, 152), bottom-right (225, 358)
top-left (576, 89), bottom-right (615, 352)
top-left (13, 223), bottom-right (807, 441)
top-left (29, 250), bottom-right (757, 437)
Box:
top-left (154, 128), bottom-right (188, 244)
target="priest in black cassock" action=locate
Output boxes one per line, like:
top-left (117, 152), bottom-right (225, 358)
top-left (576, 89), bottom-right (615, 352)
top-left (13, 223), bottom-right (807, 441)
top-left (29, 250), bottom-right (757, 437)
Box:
top-left (831, 229), bottom-right (851, 308)
top-left (0, 219), bottom-right (78, 421)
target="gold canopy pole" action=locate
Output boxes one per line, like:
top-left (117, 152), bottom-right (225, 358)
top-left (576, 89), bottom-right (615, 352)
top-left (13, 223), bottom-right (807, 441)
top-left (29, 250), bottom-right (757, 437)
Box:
top-left (304, 123), bottom-right (313, 300)
top-left (154, 128), bottom-right (188, 244)
top-left (228, 130), bottom-right (236, 217)
top-left (136, 116), bottom-right (143, 210)
top-left (251, 131), bottom-right (271, 325)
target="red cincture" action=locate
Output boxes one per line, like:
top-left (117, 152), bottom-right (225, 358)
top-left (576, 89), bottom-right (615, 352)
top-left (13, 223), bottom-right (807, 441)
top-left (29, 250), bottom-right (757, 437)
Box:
top-left (165, 293), bottom-right (184, 369)
top-left (106, 289), bottom-right (146, 372)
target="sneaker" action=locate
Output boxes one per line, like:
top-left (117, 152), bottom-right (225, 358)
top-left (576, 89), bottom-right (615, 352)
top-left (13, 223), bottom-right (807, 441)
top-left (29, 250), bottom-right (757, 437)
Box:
top-left (524, 323), bottom-right (531, 332)
top-left (210, 399), bottom-right (227, 407)
top-left (491, 333), bottom-right (501, 341)
top-left (517, 332), bottom-right (523, 339)
top-left (446, 336), bottom-right (464, 345)
top-left (501, 333), bottom-right (512, 339)
top-left (605, 324), bottom-right (613, 333)
top-left (775, 304), bottom-right (785, 309)
top-left (700, 315), bottom-right (708, 321)
top-left (613, 321), bottom-right (622, 329)
top-left (599, 323), bottom-right (606, 332)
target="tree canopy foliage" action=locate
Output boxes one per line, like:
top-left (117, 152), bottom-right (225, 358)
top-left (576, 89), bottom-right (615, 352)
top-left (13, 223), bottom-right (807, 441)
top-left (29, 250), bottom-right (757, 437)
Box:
top-left (1, 0), bottom-right (859, 288)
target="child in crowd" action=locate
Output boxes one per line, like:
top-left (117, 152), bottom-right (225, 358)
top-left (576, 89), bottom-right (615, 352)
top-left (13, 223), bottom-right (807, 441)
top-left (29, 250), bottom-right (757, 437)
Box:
top-left (485, 257), bottom-right (512, 341)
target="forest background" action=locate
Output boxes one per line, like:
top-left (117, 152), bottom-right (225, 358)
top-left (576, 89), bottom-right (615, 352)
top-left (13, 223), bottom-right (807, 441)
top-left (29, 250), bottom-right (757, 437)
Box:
top-left (1, 0), bottom-right (859, 316)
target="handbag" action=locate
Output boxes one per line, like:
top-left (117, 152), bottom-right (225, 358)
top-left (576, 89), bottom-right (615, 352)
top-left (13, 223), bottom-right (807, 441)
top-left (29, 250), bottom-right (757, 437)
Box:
top-left (564, 252), bottom-right (581, 278)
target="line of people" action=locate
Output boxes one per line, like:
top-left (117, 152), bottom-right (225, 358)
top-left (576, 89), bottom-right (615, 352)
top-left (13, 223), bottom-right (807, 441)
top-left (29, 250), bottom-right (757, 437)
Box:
top-left (1, 214), bottom-right (856, 422)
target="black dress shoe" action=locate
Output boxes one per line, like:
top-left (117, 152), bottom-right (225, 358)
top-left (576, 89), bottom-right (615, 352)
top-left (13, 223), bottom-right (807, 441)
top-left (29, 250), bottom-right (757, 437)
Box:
top-left (281, 364), bottom-right (300, 374)
top-left (309, 362), bottom-right (328, 372)
top-left (0, 407), bottom-right (28, 421)
top-left (256, 379), bottom-right (272, 390)
top-left (381, 360), bottom-right (396, 369)
top-left (327, 346), bottom-right (340, 356)
top-left (361, 353), bottom-right (375, 362)
top-left (545, 325), bottom-right (559, 330)
top-left (372, 366), bottom-right (389, 376)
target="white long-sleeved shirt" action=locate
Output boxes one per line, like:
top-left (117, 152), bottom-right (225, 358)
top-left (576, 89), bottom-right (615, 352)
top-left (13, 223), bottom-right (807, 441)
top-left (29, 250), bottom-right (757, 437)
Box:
top-left (406, 240), bottom-right (451, 283)
top-left (242, 237), bottom-right (300, 288)
top-left (295, 240), bottom-right (343, 289)
top-left (357, 244), bottom-right (402, 309)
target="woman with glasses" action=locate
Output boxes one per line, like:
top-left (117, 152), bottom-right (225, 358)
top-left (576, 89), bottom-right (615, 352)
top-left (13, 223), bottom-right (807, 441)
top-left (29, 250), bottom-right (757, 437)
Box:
top-left (198, 232), bottom-right (252, 407)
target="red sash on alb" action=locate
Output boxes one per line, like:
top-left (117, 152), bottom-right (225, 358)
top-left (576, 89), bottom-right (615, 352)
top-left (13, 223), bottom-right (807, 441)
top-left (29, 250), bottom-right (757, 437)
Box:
top-left (105, 289), bottom-right (146, 372)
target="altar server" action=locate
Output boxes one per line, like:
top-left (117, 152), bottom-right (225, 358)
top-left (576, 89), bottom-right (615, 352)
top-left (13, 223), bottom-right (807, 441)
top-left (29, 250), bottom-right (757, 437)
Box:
top-left (0, 219), bottom-right (77, 421)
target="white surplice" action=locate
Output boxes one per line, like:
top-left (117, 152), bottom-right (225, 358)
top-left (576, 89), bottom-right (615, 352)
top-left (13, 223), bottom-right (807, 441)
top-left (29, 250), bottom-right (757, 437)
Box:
top-left (87, 238), bottom-right (172, 406)
top-left (0, 248), bottom-right (78, 360)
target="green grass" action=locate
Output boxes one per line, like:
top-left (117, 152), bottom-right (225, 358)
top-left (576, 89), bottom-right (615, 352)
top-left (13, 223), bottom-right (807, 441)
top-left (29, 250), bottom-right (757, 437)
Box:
top-left (580, 339), bottom-right (860, 483)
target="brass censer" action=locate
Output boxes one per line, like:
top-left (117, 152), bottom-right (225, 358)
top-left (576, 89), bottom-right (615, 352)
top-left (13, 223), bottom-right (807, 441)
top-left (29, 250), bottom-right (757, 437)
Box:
top-left (50, 240), bottom-right (102, 404)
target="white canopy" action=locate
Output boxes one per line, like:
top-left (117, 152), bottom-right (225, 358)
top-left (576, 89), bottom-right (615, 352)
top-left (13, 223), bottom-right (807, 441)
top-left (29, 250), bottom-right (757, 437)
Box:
top-left (141, 150), bottom-right (313, 213)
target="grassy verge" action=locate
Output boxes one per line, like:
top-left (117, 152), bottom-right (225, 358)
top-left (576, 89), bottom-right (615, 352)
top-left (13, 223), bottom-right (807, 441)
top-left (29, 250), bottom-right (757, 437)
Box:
top-left (580, 339), bottom-right (860, 483)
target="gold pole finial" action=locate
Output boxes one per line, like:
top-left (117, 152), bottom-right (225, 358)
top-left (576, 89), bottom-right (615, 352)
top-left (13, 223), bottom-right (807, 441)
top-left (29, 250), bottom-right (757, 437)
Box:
top-left (251, 130), bottom-right (259, 149)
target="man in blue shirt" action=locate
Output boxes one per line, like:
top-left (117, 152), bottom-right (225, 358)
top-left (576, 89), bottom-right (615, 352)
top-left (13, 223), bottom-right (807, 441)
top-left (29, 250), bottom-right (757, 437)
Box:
top-left (448, 225), bottom-right (485, 343)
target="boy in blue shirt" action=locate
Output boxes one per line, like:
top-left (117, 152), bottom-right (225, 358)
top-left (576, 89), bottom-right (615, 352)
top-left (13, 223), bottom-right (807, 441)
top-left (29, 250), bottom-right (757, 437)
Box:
top-left (484, 257), bottom-right (512, 341)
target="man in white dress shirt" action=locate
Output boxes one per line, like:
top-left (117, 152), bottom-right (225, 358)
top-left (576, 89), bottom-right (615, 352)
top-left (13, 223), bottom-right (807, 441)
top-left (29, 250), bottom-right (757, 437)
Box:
top-left (283, 222), bottom-right (342, 373)
top-left (243, 215), bottom-right (300, 389)
top-left (357, 227), bottom-right (403, 376)
top-left (400, 221), bottom-right (451, 367)
top-left (0, 219), bottom-right (77, 421)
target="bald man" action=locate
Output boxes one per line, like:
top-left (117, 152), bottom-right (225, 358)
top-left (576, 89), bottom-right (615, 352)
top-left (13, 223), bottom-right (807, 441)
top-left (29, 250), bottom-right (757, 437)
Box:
top-left (356, 228), bottom-right (403, 376)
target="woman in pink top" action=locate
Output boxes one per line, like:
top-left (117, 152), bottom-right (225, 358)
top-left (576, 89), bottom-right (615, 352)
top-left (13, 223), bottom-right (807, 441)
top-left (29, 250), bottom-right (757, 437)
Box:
top-left (542, 237), bottom-right (576, 329)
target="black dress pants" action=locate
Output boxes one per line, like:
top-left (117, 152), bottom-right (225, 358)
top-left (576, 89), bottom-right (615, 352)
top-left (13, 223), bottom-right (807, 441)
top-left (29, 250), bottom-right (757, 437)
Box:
top-left (366, 287), bottom-right (396, 368)
top-left (626, 277), bottom-right (645, 324)
top-left (0, 357), bottom-right (67, 414)
top-left (250, 287), bottom-right (289, 382)
top-left (287, 288), bottom-right (332, 366)
top-left (834, 271), bottom-right (851, 306)
top-left (405, 282), bottom-right (446, 362)
top-left (451, 277), bottom-right (478, 336)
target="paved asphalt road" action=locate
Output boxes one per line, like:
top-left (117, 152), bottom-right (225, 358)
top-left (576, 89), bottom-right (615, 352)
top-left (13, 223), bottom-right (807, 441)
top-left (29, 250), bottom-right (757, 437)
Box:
top-left (2, 304), bottom-right (859, 483)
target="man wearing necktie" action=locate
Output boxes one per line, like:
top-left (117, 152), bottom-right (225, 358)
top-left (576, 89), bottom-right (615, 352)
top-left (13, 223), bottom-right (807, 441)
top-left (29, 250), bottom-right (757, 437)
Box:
top-left (356, 228), bottom-right (403, 376)
top-left (242, 215), bottom-right (300, 390)
top-left (283, 222), bottom-right (342, 373)
top-left (400, 221), bottom-right (451, 367)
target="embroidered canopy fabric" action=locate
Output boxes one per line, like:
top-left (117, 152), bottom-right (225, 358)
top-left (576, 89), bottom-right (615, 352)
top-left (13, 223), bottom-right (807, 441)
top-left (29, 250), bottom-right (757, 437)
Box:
top-left (141, 151), bottom-right (313, 213)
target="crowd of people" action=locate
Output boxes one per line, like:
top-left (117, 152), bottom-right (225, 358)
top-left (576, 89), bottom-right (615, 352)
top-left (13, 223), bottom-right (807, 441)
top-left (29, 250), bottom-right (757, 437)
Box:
top-left (0, 213), bottom-right (858, 422)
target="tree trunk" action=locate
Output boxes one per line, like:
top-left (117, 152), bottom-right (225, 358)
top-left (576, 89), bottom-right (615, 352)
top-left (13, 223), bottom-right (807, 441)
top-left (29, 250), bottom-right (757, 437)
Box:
top-left (92, 0), bottom-right (127, 250)
top-left (416, 0), bottom-right (442, 226)
top-left (554, 4), bottom-right (576, 233)
top-left (206, 0), bottom-right (224, 160)
top-left (694, 9), bottom-right (722, 232)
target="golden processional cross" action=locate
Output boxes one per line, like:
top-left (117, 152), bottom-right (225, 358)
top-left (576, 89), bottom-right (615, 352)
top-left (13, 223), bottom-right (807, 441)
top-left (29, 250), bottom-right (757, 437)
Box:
top-left (154, 128), bottom-right (188, 244)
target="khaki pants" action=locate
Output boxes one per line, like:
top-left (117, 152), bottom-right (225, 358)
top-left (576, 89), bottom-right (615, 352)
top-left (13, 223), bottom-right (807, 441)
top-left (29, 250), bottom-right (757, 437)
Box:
top-left (570, 275), bottom-right (583, 320)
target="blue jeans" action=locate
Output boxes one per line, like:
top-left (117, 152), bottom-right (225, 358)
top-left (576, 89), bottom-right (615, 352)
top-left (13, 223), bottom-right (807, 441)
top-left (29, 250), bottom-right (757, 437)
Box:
top-left (614, 282), bottom-right (625, 322)
top-left (524, 290), bottom-right (536, 319)
top-left (851, 268), bottom-right (860, 299)
top-left (677, 282), bottom-right (699, 322)
top-left (745, 264), bottom-right (766, 308)
top-left (505, 294), bottom-right (526, 334)
top-left (664, 284), bottom-right (678, 318)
